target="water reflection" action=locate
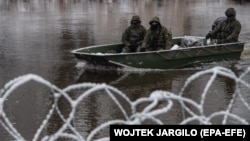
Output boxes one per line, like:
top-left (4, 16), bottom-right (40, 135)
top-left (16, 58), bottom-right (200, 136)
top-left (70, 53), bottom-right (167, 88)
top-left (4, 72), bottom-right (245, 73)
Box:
top-left (74, 65), bottom-right (249, 127)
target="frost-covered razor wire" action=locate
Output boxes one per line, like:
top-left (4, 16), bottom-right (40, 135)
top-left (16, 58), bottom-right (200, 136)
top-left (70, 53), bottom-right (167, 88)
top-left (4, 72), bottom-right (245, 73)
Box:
top-left (0, 66), bottom-right (250, 141)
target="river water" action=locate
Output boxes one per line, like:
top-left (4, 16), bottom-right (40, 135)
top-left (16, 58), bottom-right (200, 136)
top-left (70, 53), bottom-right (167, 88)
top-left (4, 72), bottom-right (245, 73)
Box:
top-left (1, 0), bottom-right (250, 140)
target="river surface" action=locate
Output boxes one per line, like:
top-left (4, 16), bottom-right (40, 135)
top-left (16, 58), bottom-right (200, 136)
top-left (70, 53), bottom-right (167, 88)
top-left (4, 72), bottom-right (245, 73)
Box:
top-left (1, 0), bottom-right (250, 140)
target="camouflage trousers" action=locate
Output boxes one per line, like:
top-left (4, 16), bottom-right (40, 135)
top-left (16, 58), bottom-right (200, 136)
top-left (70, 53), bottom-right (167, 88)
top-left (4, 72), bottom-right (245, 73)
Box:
top-left (122, 44), bottom-right (141, 53)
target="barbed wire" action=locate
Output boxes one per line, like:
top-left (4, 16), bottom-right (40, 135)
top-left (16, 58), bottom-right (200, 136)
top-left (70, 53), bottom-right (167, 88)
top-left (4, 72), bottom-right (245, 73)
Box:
top-left (0, 66), bottom-right (249, 141)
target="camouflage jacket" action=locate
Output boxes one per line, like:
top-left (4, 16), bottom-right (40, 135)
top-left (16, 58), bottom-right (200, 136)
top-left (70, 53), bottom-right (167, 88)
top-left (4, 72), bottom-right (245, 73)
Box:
top-left (121, 25), bottom-right (147, 46)
top-left (142, 25), bottom-right (172, 50)
top-left (210, 18), bottom-right (241, 42)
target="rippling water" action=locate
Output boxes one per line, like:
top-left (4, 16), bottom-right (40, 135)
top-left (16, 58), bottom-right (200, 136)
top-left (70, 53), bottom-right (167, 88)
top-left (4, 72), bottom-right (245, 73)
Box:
top-left (1, 0), bottom-right (250, 140)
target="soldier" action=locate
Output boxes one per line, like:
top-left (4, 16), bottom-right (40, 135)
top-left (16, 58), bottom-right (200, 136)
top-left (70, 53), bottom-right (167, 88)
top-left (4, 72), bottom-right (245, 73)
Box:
top-left (139, 16), bottom-right (172, 52)
top-left (121, 15), bottom-right (147, 53)
top-left (206, 7), bottom-right (241, 44)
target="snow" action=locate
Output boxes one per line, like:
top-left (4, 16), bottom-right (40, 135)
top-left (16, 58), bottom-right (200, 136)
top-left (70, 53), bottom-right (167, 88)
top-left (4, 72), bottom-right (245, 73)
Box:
top-left (0, 66), bottom-right (249, 141)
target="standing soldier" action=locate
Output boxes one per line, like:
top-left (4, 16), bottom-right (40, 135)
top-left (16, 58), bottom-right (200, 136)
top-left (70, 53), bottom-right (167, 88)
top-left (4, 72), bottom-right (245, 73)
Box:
top-left (121, 15), bottom-right (147, 53)
top-left (206, 7), bottom-right (241, 44)
top-left (139, 16), bottom-right (172, 51)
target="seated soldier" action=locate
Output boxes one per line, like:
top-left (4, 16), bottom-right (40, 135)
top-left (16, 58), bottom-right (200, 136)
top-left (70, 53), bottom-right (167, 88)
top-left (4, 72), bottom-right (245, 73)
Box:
top-left (140, 16), bottom-right (172, 51)
top-left (121, 15), bottom-right (147, 53)
top-left (206, 7), bottom-right (241, 44)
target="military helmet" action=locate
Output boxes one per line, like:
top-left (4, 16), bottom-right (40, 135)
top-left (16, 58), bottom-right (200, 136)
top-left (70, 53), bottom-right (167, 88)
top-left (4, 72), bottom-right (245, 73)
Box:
top-left (131, 15), bottom-right (141, 22)
top-left (225, 7), bottom-right (236, 17)
top-left (149, 16), bottom-right (160, 25)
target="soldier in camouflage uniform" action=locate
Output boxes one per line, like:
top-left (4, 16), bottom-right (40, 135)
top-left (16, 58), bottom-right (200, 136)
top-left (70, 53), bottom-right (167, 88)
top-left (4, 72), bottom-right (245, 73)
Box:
top-left (139, 16), bottom-right (172, 51)
top-left (206, 7), bottom-right (241, 44)
top-left (121, 15), bottom-right (147, 53)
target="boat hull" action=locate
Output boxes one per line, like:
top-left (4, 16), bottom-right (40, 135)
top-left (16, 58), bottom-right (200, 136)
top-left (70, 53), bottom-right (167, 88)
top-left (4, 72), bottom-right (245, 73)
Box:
top-left (71, 37), bottom-right (245, 69)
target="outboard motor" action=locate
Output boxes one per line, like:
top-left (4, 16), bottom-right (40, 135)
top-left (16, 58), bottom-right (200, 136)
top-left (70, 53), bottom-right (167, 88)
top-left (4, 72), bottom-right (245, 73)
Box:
top-left (212, 17), bottom-right (227, 30)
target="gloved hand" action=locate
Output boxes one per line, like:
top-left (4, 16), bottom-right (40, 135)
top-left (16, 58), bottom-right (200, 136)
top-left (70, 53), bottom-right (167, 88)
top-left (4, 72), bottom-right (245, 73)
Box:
top-left (139, 48), bottom-right (146, 52)
top-left (129, 44), bottom-right (137, 49)
top-left (125, 42), bottom-right (131, 47)
top-left (205, 33), bottom-right (211, 39)
top-left (222, 39), bottom-right (229, 43)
